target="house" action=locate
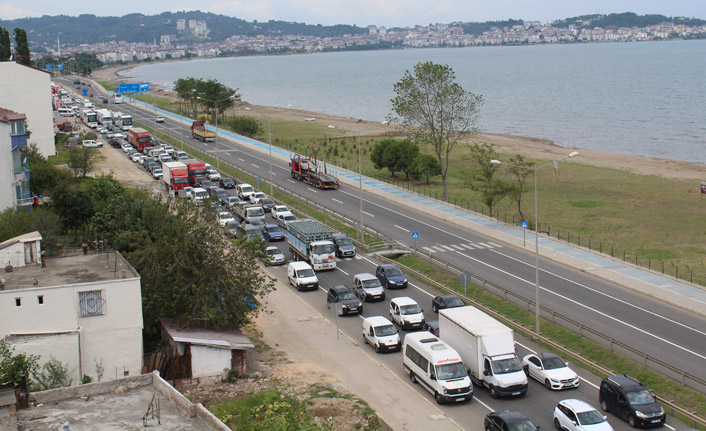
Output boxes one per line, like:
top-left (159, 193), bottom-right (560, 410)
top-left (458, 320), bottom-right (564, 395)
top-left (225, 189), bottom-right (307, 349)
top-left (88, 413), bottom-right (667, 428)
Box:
top-left (0, 62), bottom-right (54, 158)
top-left (158, 318), bottom-right (254, 381)
top-left (0, 234), bottom-right (143, 385)
top-left (0, 107), bottom-right (32, 212)
top-left (0, 231), bottom-right (42, 269)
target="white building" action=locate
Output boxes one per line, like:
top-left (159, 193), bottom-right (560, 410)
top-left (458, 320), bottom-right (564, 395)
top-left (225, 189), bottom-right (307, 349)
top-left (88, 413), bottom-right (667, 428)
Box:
top-left (0, 107), bottom-right (32, 212)
top-left (0, 62), bottom-right (54, 158)
top-left (0, 242), bottom-right (143, 385)
top-left (177, 19), bottom-right (185, 31)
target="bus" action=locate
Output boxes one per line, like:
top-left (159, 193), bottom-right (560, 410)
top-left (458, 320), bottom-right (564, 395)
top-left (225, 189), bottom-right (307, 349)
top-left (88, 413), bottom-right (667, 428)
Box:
top-left (114, 93), bottom-right (122, 104)
top-left (81, 109), bottom-right (98, 128)
top-left (113, 112), bottom-right (133, 131)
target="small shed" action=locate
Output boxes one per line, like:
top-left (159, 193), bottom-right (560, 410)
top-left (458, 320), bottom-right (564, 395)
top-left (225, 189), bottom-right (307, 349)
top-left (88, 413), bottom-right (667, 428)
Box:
top-left (158, 318), bottom-right (255, 380)
top-left (0, 231), bottom-right (42, 269)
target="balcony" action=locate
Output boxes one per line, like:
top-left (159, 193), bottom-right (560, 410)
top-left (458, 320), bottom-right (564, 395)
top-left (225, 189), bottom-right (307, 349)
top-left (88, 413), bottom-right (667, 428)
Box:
top-left (11, 134), bottom-right (28, 151)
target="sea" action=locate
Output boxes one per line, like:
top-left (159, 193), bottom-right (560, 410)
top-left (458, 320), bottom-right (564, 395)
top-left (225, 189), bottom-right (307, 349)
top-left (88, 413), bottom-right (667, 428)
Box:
top-left (120, 40), bottom-right (706, 163)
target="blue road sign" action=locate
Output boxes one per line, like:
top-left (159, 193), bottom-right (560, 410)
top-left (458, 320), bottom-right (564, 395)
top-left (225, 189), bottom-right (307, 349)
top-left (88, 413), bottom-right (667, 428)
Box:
top-left (45, 65), bottom-right (52, 70)
top-left (57, 64), bottom-right (63, 70)
top-left (521, 221), bottom-right (528, 229)
top-left (82, 88), bottom-right (88, 97)
top-left (139, 82), bottom-right (150, 92)
top-left (118, 82), bottom-right (150, 94)
top-left (412, 231), bottom-right (419, 239)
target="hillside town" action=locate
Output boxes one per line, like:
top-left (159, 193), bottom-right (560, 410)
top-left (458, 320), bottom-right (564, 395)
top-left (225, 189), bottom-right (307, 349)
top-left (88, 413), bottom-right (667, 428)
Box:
top-left (52, 18), bottom-right (706, 64)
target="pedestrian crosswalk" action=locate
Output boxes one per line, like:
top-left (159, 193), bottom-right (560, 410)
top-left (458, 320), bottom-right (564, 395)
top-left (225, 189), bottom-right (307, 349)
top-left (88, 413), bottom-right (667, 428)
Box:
top-left (421, 241), bottom-right (503, 253)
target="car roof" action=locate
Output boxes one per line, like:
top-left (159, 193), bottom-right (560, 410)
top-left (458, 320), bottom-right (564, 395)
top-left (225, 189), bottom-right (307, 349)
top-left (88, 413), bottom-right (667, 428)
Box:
top-left (364, 315), bottom-right (394, 327)
top-left (378, 263), bottom-right (400, 270)
top-left (437, 293), bottom-right (460, 300)
top-left (536, 352), bottom-right (561, 362)
top-left (354, 273), bottom-right (377, 281)
top-left (490, 410), bottom-right (532, 423)
top-left (288, 261), bottom-right (313, 270)
top-left (332, 232), bottom-right (349, 239)
top-left (391, 296), bottom-right (417, 306)
top-left (239, 183), bottom-right (253, 187)
top-left (559, 399), bottom-right (597, 413)
top-left (265, 223), bottom-right (279, 229)
top-left (604, 375), bottom-right (644, 391)
top-left (331, 285), bottom-right (353, 293)
top-left (265, 245), bottom-right (279, 251)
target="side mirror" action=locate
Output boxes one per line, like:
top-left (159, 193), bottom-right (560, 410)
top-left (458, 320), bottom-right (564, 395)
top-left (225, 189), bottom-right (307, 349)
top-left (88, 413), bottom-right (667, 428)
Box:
top-left (483, 370), bottom-right (490, 377)
top-left (429, 374), bottom-right (436, 381)
top-left (603, 416), bottom-right (607, 420)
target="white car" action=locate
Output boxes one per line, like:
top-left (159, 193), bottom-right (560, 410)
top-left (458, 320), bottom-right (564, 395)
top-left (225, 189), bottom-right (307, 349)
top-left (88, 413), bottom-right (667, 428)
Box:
top-left (156, 115), bottom-right (165, 123)
top-left (553, 399), bottom-right (614, 431)
top-left (389, 297), bottom-right (425, 330)
top-left (271, 204), bottom-right (290, 218)
top-left (265, 246), bottom-right (286, 265)
top-left (82, 139), bottom-right (102, 148)
top-left (362, 316), bottom-right (401, 353)
top-left (276, 212), bottom-right (297, 230)
top-left (249, 191), bottom-right (267, 204)
top-left (208, 169), bottom-right (221, 181)
top-left (353, 273), bottom-right (385, 302)
top-left (131, 152), bottom-right (144, 163)
top-left (152, 168), bottom-right (163, 180)
top-left (121, 142), bottom-right (133, 153)
top-left (522, 353), bottom-right (579, 390)
top-left (98, 127), bottom-right (108, 135)
top-left (217, 211), bottom-right (235, 228)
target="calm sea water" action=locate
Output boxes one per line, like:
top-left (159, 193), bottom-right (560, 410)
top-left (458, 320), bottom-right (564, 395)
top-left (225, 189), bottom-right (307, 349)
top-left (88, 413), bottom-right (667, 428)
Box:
top-left (122, 40), bottom-right (706, 163)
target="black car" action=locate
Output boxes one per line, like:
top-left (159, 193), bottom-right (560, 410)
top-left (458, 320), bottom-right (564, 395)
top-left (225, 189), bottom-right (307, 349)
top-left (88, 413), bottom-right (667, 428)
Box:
top-left (431, 294), bottom-right (465, 313)
top-left (423, 320), bottom-right (439, 337)
top-left (198, 179), bottom-right (215, 189)
top-left (101, 97), bottom-right (108, 103)
top-left (220, 178), bottom-right (236, 189)
top-left (375, 264), bottom-right (408, 289)
top-left (484, 410), bottom-right (539, 431)
top-left (260, 198), bottom-right (276, 212)
top-left (326, 285), bottom-right (363, 316)
top-left (599, 375), bottom-right (666, 428)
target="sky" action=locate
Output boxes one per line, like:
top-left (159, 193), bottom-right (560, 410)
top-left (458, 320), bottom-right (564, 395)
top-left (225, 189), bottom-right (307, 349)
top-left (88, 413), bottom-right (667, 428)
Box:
top-left (1, 0), bottom-right (705, 26)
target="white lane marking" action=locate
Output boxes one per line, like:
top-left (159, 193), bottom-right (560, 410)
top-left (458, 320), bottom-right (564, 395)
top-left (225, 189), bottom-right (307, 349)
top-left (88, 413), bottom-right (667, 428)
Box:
top-left (460, 244), bottom-right (475, 250)
top-left (337, 267), bottom-right (349, 276)
top-left (225, 152), bottom-right (231, 156)
top-left (431, 246), bottom-right (445, 252)
top-left (310, 189), bottom-right (318, 193)
top-left (287, 179), bottom-right (296, 183)
top-left (409, 283), bottom-right (434, 298)
top-left (487, 241), bottom-right (503, 248)
top-left (456, 250), bottom-right (706, 361)
top-left (478, 242), bottom-right (493, 248)
top-left (440, 245), bottom-right (455, 252)
top-left (332, 198), bottom-right (344, 204)
top-left (394, 225), bottom-right (410, 232)
top-left (362, 211), bottom-right (375, 217)
top-left (472, 243), bottom-right (485, 249)
top-left (422, 246), bottom-right (434, 252)
top-left (450, 244), bottom-right (464, 251)
top-left (354, 255), bottom-right (362, 260)
top-left (272, 172), bottom-right (277, 176)
top-left (238, 158), bottom-right (245, 162)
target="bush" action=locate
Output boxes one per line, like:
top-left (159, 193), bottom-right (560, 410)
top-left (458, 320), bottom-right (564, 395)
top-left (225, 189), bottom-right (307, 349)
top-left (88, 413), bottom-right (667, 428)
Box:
top-left (33, 357), bottom-right (74, 391)
top-left (228, 116), bottom-right (262, 138)
top-left (0, 340), bottom-right (40, 386)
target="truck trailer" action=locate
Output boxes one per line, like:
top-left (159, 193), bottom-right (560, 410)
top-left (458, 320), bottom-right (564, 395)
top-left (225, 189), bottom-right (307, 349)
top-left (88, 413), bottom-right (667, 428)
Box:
top-left (286, 219), bottom-right (336, 271)
top-left (191, 121), bottom-right (216, 142)
top-left (290, 153), bottom-right (340, 189)
top-left (161, 161), bottom-right (189, 193)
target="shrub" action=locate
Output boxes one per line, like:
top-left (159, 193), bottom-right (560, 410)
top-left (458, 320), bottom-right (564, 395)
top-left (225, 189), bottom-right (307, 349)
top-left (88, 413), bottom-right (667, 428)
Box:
top-left (228, 116), bottom-right (262, 138)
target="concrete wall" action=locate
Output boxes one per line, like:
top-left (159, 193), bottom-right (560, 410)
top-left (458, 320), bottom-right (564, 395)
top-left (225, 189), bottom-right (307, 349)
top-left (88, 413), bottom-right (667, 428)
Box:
top-left (0, 122), bottom-right (12, 212)
top-left (9, 333), bottom-right (80, 383)
top-left (190, 345), bottom-right (231, 378)
top-left (0, 63), bottom-right (54, 158)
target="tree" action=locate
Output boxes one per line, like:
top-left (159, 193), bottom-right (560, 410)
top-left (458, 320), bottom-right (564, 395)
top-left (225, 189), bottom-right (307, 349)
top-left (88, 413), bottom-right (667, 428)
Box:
top-left (32, 357), bottom-right (73, 391)
top-left (370, 140), bottom-right (387, 171)
top-left (409, 154), bottom-right (441, 184)
top-left (174, 77), bottom-right (240, 120)
top-left (0, 27), bottom-right (11, 61)
top-left (12, 28), bottom-right (30, 65)
top-left (390, 61), bottom-right (483, 200)
top-left (506, 154), bottom-right (535, 221)
top-left (467, 143), bottom-right (508, 215)
top-left (0, 340), bottom-right (40, 386)
top-left (67, 147), bottom-right (97, 178)
top-left (394, 139), bottom-right (420, 179)
top-left (368, 138), bottom-right (418, 177)
top-left (52, 184), bottom-right (95, 238)
top-left (0, 206), bottom-right (61, 256)
top-left (227, 116), bottom-right (262, 137)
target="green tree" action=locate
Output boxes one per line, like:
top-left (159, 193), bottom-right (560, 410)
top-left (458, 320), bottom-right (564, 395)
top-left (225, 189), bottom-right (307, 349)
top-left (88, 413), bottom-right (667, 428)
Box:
top-left (12, 28), bottom-right (30, 65)
top-left (174, 77), bottom-right (240, 121)
top-left (21, 143), bottom-right (71, 194)
top-left (370, 140), bottom-right (387, 171)
top-left (0, 207), bottom-right (61, 256)
top-left (390, 61), bottom-right (483, 200)
top-left (467, 143), bottom-right (508, 214)
top-left (52, 184), bottom-right (95, 238)
top-left (67, 147), bottom-right (97, 178)
top-left (0, 27), bottom-right (11, 61)
top-left (32, 357), bottom-right (74, 391)
top-left (409, 154), bottom-right (441, 184)
top-left (0, 340), bottom-right (40, 386)
top-left (227, 116), bottom-right (262, 137)
top-left (394, 139), bottom-right (420, 179)
top-left (505, 154), bottom-right (535, 221)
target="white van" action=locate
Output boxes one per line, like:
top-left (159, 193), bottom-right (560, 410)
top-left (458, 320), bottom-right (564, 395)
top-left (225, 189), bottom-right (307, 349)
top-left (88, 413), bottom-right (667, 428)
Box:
top-left (236, 183), bottom-right (255, 200)
top-left (362, 316), bottom-right (401, 353)
top-left (403, 332), bottom-right (473, 404)
top-left (287, 261), bottom-right (319, 291)
top-left (192, 187), bottom-right (208, 205)
top-left (57, 108), bottom-right (74, 117)
top-left (389, 297), bottom-right (425, 330)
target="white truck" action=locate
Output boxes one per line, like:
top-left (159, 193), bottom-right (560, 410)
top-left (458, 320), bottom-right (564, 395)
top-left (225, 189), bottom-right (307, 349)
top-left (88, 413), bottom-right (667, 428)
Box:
top-left (439, 306), bottom-right (528, 399)
top-left (161, 161), bottom-right (189, 194)
top-left (286, 219), bottom-right (336, 271)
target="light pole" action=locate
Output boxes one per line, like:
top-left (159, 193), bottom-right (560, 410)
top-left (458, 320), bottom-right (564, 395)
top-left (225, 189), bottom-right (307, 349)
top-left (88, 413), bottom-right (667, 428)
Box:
top-left (491, 151), bottom-right (578, 334)
top-left (197, 94), bottom-right (237, 170)
top-left (268, 117), bottom-right (273, 196)
top-left (358, 121), bottom-right (389, 242)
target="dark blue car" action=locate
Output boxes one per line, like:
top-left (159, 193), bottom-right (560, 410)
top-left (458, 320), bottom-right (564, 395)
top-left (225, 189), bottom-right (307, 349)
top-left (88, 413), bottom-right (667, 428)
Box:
top-left (263, 224), bottom-right (285, 241)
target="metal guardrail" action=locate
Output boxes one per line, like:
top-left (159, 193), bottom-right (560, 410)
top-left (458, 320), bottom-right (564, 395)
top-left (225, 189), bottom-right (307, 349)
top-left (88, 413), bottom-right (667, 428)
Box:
top-left (134, 111), bottom-right (706, 428)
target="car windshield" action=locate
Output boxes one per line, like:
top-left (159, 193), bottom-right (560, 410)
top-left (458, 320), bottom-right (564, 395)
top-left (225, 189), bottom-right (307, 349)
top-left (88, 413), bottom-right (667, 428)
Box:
top-left (373, 325), bottom-right (397, 337)
top-left (491, 357), bottom-right (522, 374)
top-left (266, 248), bottom-right (278, 256)
top-left (362, 279), bottom-right (382, 289)
top-left (507, 420), bottom-right (538, 431)
top-left (385, 267), bottom-right (404, 277)
top-left (543, 356), bottom-right (566, 370)
top-left (297, 268), bottom-right (315, 278)
top-left (246, 231), bottom-right (262, 240)
top-left (276, 207), bottom-right (288, 213)
top-left (174, 177), bottom-right (190, 185)
top-left (312, 244), bottom-right (335, 254)
top-left (219, 213), bottom-right (231, 219)
top-left (337, 237), bottom-right (353, 246)
top-left (267, 226), bottom-right (282, 233)
top-left (248, 208), bottom-right (265, 217)
top-left (435, 362), bottom-right (467, 380)
top-left (627, 389), bottom-right (656, 406)
top-left (241, 186), bottom-right (254, 194)
top-left (400, 304), bottom-right (421, 315)
top-left (284, 215), bottom-right (296, 221)
top-left (340, 291), bottom-right (357, 300)
top-left (576, 409), bottom-right (605, 425)
top-left (445, 297), bottom-right (465, 307)
top-left (261, 198), bottom-right (275, 205)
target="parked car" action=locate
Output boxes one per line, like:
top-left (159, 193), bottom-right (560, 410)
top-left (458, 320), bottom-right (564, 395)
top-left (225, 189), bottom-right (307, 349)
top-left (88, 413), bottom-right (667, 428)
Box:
top-left (263, 224), bottom-right (285, 241)
top-left (156, 115), bottom-right (164, 123)
top-left (522, 352), bottom-right (579, 390)
top-left (389, 297), bottom-right (424, 330)
top-left (332, 233), bottom-right (356, 258)
top-left (423, 320), bottom-right (440, 337)
top-left (431, 294), bottom-right (465, 313)
top-left (599, 375), bottom-right (665, 428)
top-left (276, 212), bottom-right (297, 230)
top-left (151, 167), bottom-right (163, 180)
top-left (265, 246), bottom-right (286, 266)
top-left (362, 316), bottom-right (401, 353)
top-left (353, 273), bottom-right (385, 302)
top-left (554, 399), bottom-right (614, 431)
top-left (223, 220), bottom-right (240, 238)
top-left (326, 285), bottom-right (363, 316)
top-left (82, 139), bottom-right (101, 148)
top-left (271, 204), bottom-right (290, 218)
top-left (249, 191), bottom-right (267, 204)
top-left (375, 264), bottom-right (408, 289)
top-left (485, 411), bottom-right (539, 431)
top-left (260, 198), bottom-right (276, 213)
top-left (217, 211), bottom-right (236, 228)
top-left (220, 178), bottom-right (236, 189)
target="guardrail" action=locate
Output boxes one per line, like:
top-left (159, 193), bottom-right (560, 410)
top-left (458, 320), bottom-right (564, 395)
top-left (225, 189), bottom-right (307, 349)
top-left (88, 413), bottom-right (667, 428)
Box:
top-left (133, 113), bottom-right (706, 428)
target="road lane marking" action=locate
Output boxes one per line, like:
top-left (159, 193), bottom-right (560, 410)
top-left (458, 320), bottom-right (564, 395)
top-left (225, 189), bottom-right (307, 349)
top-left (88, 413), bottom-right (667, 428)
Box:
top-left (337, 267), bottom-right (349, 276)
top-left (440, 245), bottom-right (454, 251)
top-left (252, 164), bottom-right (259, 168)
top-left (362, 211), bottom-right (375, 217)
top-left (238, 158), bottom-right (245, 162)
top-left (310, 189), bottom-right (318, 193)
top-left (287, 179), bottom-right (296, 183)
top-left (332, 198), bottom-right (344, 204)
top-left (450, 244), bottom-right (464, 250)
top-left (431, 246), bottom-right (445, 252)
top-left (487, 241), bottom-right (503, 248)
top-left (422, 246), bottom-right (434, 252)
top-left (394, 225), bottom-right (409, 232)
top-left (478, 242), bottom-right (493, 248)
top-left (460, 244), bottom-right (475, 250)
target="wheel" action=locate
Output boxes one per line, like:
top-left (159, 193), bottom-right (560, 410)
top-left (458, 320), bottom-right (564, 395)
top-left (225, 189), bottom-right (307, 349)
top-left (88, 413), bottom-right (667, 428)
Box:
top-left (545, 379), bottom-right (552, 390)
top-left (488, 385), bottom-right (499, 399)
top-left (362, 334), bottom-right (367, 345)
top-left (432, 303), bottom-right (438, 313)
top-left (410, 371), bottom-right (417, 384)
top-left (600, 400), bottom-right (609, 412)
top-left (554, 418), bottom-right (562, 430)
top-left (434, 392), bottom-right (443, 405)
top-left (523, 365), bottom-right (529, 376)
top-left (374, 343), bottom-right (380, 353)
top-left (628, 415), bottom-right (637, 428)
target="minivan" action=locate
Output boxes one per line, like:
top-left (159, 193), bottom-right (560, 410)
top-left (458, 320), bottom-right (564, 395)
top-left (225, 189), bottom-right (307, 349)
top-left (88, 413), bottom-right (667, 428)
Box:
top-left (326, 285), bottom-right (363, 315)
top-left (599, 375), bottom-right (665, 428)
top-left (332, 233), bottom-right (356, 258)
top-left (362, 316), bottom-right (400, 353)
top-left (287, 262), bottom-right (319, 291)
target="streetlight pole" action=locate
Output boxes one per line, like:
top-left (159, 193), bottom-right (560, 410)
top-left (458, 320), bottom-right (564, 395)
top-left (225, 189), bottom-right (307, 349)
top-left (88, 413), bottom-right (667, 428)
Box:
top-left (491, 151), bottom-right (578, 334)
top-left (269, 117), bottom-right (273, 196)
top-left (197, 94), bottom-right (237, 170)
top-left (357, 120), bottom-right (389, 242)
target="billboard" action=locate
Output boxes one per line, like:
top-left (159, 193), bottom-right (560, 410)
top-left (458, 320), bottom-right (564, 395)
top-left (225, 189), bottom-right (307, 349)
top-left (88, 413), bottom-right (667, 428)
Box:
top-left (117, 82), bottom-right (150, 94)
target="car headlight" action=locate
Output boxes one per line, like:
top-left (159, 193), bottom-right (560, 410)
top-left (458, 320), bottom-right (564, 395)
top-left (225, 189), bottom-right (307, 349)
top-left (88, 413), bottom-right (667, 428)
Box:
top-left (496, 379), bottom-right (505, 387)
top-left (341, 304), bottom-right (348, 310)
top-left (443, 388), bottom-right (449, 394)
top-left (635, 411), bottom-right (648, 419)
top-left (551, 378), bottom-right (560, 383)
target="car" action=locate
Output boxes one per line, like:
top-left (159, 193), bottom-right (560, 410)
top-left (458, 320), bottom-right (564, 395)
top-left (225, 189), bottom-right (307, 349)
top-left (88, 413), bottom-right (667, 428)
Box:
top-left (389, 297), bottom-right (424, 330)
top-left (198, 179), bottom-right (215, 189)
top-left (554, 399), bottom-right (614, 431)
top-left (176, 150), bottom-right (188, 160)
top-left (287, 262), bottom-right (319, 291)
top-left (245, 219), bottom-right (266, 232)
top-left (362, 316), bottom-right (401, 353)
top-left (131, 152), bottom-right (144, 163)
top-left (142, 157), bottom-right (156, 168)
top-left (353, 273), bottom-right (385, 302)
top-left (208, 169), bottom-right (221, 181)
top-left (236, 183), bottom-right (255, 200)
top-left (101, 97), bottom-right (108, 103)
top-left (332, 233), bottom-right (356, 258)
top-left (110, 138), bottom-right (124, 148)
top-left (236, 224), bottom-right (265, 243)
top-left (152, 168), bottom-right (163, 180)
top-left (522, 353), bottom-right (579, 390)
top-left (485, 410), bottom-right (539, 431)
top-left (375, 264), bottom-right (408, 289)
top-left (146, 162), bottom-right (160, 174)
top-left (260, 198), bottom-right (276, 213)
top-left (431, 294), bottom-right (465, 313)
top-left (249, 191), bottom-right (267, 204)
top-left (97, 127), bottom-right (108, 135)
top-left (225, 196), bottom-right (243, 209)
top-left (265, 246), bottom-right (286, 266)
top-left (271, 204), bottom-right (290, 218)
top-left (82, 139), bottom-right (102, 148)
top-left (276, 212), bottom-right (297, 230)
top-left (217, 211), bottom-right (235, 228)
top-left (121, 142), bottom-right (133, 153)
top-left (158, 154), bottom-right (174, 165)
top-left (127, 148), bottom-right (137, 158)
top-left (599, 375), bottom-right (665, 428)
top-left (156, 115), bottom-right (164, 123)
top-left (263, 224), bottom-right (285, 241)
top-left (223, 220), bottom-right (240, 238)
top-left (326, 285), bottom-right (363, 316)
top-left (220, 178), bottom-right (236, 189)
top-left (209, 187), bottom-right (229, 204)
top-left (423, 320), bottom-right (440, 337)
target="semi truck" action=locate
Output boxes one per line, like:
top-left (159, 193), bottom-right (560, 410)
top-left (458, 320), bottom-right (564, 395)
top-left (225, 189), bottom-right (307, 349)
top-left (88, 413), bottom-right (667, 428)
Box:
top-left (185, 159), bottom-right (208, 186)
top-left (286, 219), bottom-right (336, 271)
top-left (161, 161), bottom-right (189, 193)
top-left (191, 121), bottom-right (216, 142)
top-left (290, 153), bottom-right (340, 189)
top-left (81, 109), bottom-right (98, 128)
top-left (128, 127), bottom-right (152, 153)
top-left (95, 108), bottom-right (113, 127)
top-left (438, 306), bottom-right (528, 399)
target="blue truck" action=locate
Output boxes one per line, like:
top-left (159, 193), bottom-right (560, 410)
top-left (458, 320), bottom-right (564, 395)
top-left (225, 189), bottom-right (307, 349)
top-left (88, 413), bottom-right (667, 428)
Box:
top-left (287, 219), bottom-right (337, 271)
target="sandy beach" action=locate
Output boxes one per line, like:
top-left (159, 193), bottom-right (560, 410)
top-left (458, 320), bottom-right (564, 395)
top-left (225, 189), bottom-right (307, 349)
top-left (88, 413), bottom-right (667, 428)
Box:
top-left (92, 64), bottom-right (706, 181)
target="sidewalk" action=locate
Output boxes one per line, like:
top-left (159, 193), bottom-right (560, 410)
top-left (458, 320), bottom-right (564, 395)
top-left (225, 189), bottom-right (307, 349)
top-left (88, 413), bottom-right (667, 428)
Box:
top-left (256, 281), bottom-right (464, 431)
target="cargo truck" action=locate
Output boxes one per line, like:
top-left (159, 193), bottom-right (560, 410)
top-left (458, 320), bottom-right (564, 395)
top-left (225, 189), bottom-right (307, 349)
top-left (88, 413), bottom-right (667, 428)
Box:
top-left (162, 161), bottom-right (189, 193)
top-left (286, 219), bottom-right (336, 271)
top-left (185, 159), bottom-right (208, 186)
top-left (128, 127), bottom-right (152, 153)
top-left (191, 121), bottom-right (216, 142)
top-left (234, 204), bottom-right (266, 224)
top-left (438, 306), bottom-right (528, 399)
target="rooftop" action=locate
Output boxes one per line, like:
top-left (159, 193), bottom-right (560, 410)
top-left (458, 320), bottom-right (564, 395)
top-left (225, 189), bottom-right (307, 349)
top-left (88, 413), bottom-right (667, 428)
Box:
top-left (161, 317), bottom-right (254, 350)
top-left (0, 252), bottom-right (138, 292)
top-left (0, 107), bottom-right (26, 123)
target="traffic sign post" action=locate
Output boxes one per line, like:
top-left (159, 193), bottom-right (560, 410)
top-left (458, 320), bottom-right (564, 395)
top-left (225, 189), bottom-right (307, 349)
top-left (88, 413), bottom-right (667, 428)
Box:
top-left (521, 220), bottom-right (528, 246)
top-left (412, 231), bottom-right (419, 249)
top-left (460, 273), bottom-right (471, 297)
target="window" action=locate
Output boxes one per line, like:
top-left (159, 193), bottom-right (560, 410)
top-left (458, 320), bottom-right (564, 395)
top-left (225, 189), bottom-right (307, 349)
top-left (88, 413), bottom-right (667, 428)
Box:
top-left (37, 295), bottom-right (44, 304)
top-left (79, 290), bottom-right (105, 316)
top-left (15, 297), bottom-right (21, 307)
top-left (10, 120), bottom-right (26, 136)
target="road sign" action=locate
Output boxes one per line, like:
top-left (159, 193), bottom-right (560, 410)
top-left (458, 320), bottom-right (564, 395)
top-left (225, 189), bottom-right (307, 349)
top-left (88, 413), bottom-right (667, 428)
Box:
top-left (57, 64), bottom-right (63, 70)
top-left (82, 88), bottom-right (88, 97)
top-left (553, 160), bottom-right (559, 170)
top-left (412, 232), bottom-right (419, 239)
top-left (117, 82), bottom-right (150, 94)
top-left (521, 221), bottom-right (528, 228)
top-left (45, 65), bottom-right (52, 70)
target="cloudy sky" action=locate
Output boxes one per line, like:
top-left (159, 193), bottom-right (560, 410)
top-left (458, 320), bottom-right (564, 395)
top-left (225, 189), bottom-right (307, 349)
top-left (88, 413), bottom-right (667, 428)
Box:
top-left (1, 0), bottom-right (704, 25)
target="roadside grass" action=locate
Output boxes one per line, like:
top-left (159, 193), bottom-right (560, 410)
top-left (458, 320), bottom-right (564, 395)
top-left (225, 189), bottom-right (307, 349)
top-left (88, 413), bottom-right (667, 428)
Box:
top-left (209, 390), bottom-right (316, 430)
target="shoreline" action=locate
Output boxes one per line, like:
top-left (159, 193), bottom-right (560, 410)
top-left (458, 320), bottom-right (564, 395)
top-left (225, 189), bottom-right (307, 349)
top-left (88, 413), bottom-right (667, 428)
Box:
top-left (92, 64), bottom-right (706, 181)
